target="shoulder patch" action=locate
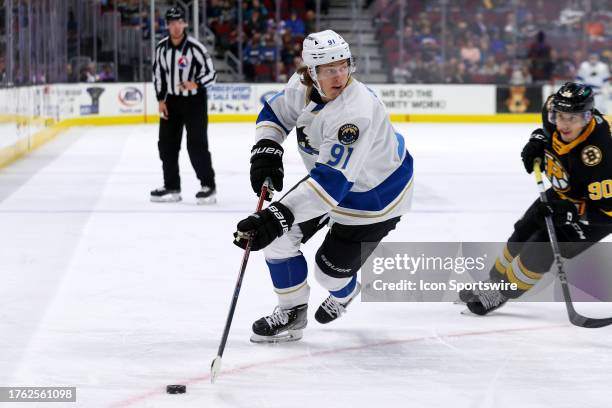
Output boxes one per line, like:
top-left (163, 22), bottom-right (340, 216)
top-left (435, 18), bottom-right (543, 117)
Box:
top-left (581, 145), bottom-right (603, 166)
top-left (338, 123), bottom-right (359, 145)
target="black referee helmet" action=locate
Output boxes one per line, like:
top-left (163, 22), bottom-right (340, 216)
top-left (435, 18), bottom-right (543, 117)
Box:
top-left (165, 6), bottom-right (186, 22)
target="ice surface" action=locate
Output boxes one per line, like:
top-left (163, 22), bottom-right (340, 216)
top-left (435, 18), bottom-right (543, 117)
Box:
top-left (1, 123), bottom-right (611, 407)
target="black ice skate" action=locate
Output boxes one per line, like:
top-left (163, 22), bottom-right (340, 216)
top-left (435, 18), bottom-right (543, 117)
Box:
top-left (315, 282), bottom-right (361, 324)
top-left (150, 187), bottom-right (181, 203)
top-left (464, 284), bottom-right (508, 316)
top-left (196, 186), bottom-right (216, 205)
top-left (455, 286), bottom-right (476, 305)
top-left (251, 304), bottom-right (308, 343)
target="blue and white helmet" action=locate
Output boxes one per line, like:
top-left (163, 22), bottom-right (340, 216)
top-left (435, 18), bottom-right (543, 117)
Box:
top-left (301, 30), bottom-right (355, 96)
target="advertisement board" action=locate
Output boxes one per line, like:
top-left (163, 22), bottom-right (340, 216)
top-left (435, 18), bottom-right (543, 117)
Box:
top-left (496, 85), bottom-right (542, 114)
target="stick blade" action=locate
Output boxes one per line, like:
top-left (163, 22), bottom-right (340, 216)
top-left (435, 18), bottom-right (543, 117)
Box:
top-left (210, 356), bottom-right (222, 383)
top-left (571, 314), bottom-right (612, 329)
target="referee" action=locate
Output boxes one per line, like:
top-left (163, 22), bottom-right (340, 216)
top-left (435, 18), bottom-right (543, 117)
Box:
top-left (151, 7), bottom-right (217, 204)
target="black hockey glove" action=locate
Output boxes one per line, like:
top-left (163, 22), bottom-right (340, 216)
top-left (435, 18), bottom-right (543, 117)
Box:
top-left (536, 200), bottom-right (586, 240)
top-left (233, 202), bottom-right (295, 251)
top-left (250, 139), bottom-right (284, 198)
top-left (521, 128), bottom-right (548, 174)
top-left (536, 199), bottom-right (578, 226)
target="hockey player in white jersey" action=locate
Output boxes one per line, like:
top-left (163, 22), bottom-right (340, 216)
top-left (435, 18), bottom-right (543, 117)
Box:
top-left (576, 53), bottom-right (610, 114)
top-left (233, 30), bottom-right (414, 343)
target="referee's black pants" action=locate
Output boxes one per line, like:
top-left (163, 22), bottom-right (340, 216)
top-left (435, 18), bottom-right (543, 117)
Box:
top-left (158, 92), bottom-right (215, 191)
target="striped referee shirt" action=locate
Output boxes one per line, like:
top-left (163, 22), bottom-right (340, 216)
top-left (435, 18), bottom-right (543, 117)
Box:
top-left (153, 34), bottom-right (216, 100)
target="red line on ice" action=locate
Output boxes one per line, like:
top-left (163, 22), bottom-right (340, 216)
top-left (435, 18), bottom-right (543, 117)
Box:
top-left (110, 323), bottom-right (567, 407)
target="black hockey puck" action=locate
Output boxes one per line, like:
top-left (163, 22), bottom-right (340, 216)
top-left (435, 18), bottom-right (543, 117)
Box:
top-left (166, 384), bottom-right (186, 394)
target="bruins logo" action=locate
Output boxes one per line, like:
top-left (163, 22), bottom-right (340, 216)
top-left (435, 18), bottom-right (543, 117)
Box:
top-left (544, 151), bottom-right (570, 191)
top-left (338, 124), bottom-right (359, 145)
top-left (581, 145), bottom-right (602, 166)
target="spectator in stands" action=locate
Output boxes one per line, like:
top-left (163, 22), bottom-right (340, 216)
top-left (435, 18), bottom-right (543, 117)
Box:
top-left (243, 33), bottom-right (263, 81)
top-left (460, 39), bottom-right (481, 66)
top-left (274, 61), bottom-right (288, 83)
top-left (67, 9), bottom-right (78, 34)
top-left (509, 62), bottom-right (532, 85)
top-left (118, 2), bottom-right (139, 26)
top-left (445, 58), bottom-right (471, 83)
top-left (559, 0), bottom-right (584, 31)
top-left (101, 0), bottom-right (116, 13)
top-left (306, 0), bottom-right (329, 15)
top-left (267, 18), bottom-right (286, 38)
top-left (401, 24), bottom-right (418, 54)
top-left (479, 55), bottom-right (500, 77)
top-left (527, 31), bottom-right (553, 81)
top-left (261, 34), bottom-right (277, 62)
top-left (503, 12), bottom-right (517, 42)
top-left (490, 31), bottom-right (506, 57)
top-left (496, 61), bottom-right (511, 83)
top-left (531, 0), bottom-right (549, 26)
top-left (514, 0), bottom-right (530, 25)
top-left (154, 9), bottom-right (166, 36)
top-left (304, 10), bottom-right (317, 34)
top-left (207, 0), bottom-right (224, 22)
top-left (285, 10), bottom-right (305, 36)
top-left (519, 12), bottom-right (538, 39)
top-left (0, 57), bottom-right (6, 84)
top-left (453, 18), bottom-right (471, 45)
top-left (505, 43), bottom-right (517, 60)
top-left (443, 58), bottom-right (459, 83)
top-left (281, 33), bottom-right (302, 67)
top-left (471, 12), bottom-right (489, 37)
top-left (245, 0), bottom-right (269, 21)
top-left (79, 64), bottom-right (96, 83)
top-left (550, 49), bottom-right (576, 80)
top-left (392, 61), bottom-right (412, 84)
top-left (478, 35), bottom-right (491, 64)
top-left (409, 53), bottom-right (432, 83)
top-left (98, 64), bottom-right (115, 82)
top-left (288, 55), bottom-right (303, 78)
top-left (246, 9), bottom-right (266, 37)
top-left (416, 25), bottom-right (437, 48)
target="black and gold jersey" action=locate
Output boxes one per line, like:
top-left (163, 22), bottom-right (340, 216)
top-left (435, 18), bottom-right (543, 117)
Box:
top-left (540, 95), bottom-right (612, 224)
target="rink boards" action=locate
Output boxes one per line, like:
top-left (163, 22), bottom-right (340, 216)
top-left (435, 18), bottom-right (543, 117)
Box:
top-left (0, 81), bottom-right (609, 168)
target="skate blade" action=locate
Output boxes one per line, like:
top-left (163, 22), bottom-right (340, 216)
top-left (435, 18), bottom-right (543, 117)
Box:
top-left (250, 329), bottom-right (303, 344)
top-left (150, 194), bottom-right (181, 203)
top-left (196, 196), bottom-right (217, 205)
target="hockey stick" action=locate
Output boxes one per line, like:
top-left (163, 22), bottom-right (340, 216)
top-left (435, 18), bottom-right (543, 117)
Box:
top-left (533, 160), bottom-right (612, 328)
top-left (210, 179), bottom-right (273, 383)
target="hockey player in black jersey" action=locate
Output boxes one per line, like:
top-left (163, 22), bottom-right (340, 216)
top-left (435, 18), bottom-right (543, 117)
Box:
top-left (462, 82), bottom-right (612, 315)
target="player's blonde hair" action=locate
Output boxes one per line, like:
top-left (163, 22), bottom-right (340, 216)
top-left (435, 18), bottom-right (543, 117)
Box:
top-left (297, 65), bottom-right (314, 88)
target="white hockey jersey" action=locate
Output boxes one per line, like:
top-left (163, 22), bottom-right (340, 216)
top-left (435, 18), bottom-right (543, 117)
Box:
top-left (576, 61), bottom-right (610, 113)
top-left (255, 73), bottom-right (414, 226)
top-left (576, 61), bottom-right (610, 90)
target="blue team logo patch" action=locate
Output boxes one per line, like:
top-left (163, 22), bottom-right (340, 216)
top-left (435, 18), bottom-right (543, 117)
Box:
top-left (178, 56), bottom-right (189, 68)
top-left (338, 124), bottom-right (359, 145)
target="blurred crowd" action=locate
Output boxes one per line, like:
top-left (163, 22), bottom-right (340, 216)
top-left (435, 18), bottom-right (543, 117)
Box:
top-left (376, 0), bottom-right (611, 84)
top-left (206, 0), bottom-right (329, 82)
top-left (2, 0), bottom-right (609, 85)
top-left (61, 0), bottom-right (326, 83)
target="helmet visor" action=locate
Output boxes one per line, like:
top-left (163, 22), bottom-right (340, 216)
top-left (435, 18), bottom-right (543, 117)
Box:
top-left (316, 61), bottom-right (350, 80)
top-left (548, 110), bottom-right (592, 126)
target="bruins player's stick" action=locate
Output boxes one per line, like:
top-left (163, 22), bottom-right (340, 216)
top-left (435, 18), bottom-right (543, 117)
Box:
top-left (533, 160), bottom-right (612, 328)
top-left (211, 178), bottom-right (273, 383)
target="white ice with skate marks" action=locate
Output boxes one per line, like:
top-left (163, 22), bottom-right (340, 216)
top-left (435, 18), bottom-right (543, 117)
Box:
top-left (1, 123), bottom-right (612, 408)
